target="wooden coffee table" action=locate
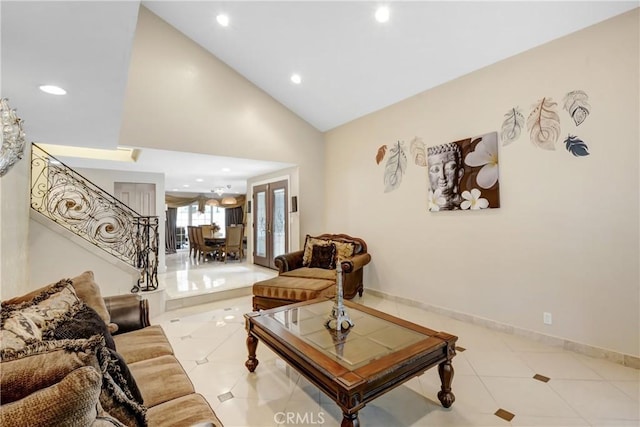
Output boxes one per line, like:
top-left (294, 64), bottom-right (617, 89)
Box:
top-left (244, 298), bottom-right (457, 426)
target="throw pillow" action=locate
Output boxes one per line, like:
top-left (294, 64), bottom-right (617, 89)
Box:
top-left (302, 235), bottom-right (330, 266)
top-left (309, 243), bottom-right (337, 270)
top-left (71, 271), bottom-right (118, 333)
top-left (0, 334), bottom-right (147, 426)
top-left (42, 303), bottom-right (117, 351)
top-left (0, 280), bottom-right (80, 353)
top-left (333, 240), bottom-right (356, 261)
top-left (0, 365), bottom-right (103, 427)
top-left (0, 344), bottom-right (100, 404)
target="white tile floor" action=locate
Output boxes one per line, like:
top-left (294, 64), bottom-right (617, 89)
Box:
top-left (153, 252), bottom-right (639, 427)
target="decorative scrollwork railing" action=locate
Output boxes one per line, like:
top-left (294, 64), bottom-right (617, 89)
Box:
top-left (30, 143), bottom-right (158, 292)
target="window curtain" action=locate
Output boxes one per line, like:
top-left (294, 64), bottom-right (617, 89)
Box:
top-left (165, 194), bottom-right (246, 212)
top-left (225, 206), bottom-right (244, 226)
top-left (165, 207), bottom-right (177, 254)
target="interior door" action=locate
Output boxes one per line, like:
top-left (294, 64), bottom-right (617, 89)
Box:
top-left (253, 180), bottom-right (288, 269)
top-left (115, 182), bottom-right (156, 216)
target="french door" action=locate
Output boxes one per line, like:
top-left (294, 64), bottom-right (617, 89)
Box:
top-left (253, 180), bottom-right (288, 269)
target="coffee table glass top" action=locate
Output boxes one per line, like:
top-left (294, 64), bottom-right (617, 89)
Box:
top-left (265, 300), bottom-right (429, 369)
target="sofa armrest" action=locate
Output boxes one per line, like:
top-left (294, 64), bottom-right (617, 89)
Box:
top-left (274, 250), bottom-right (304, 274)
top-left (103, 294), bottom-right (150, 335)
top-left (341, 252), bottom-right (372, 274)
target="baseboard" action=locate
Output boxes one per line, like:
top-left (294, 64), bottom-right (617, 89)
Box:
top-left (365, 288), bottom-right (640, 370)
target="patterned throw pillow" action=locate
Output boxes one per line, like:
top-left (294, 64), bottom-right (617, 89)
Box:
top-left (42, 303), bottom-right (117, 352)
top-left (302, 236), bottom-right (331, 266)
top-left (0, 280), bottom-right (80, 353)
top-left (309, 243), bottom-right (337, 270)
top-left (333, 240), bottom-right (355, 261)
top-left (302, 235), bottom-right (357, 266)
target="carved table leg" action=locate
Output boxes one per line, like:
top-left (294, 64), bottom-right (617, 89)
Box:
top-left (341, 412), bottom-right (360, 427)
top-left (245, 334), bottom-right (259, 372)
top-left (437, 359), bottom-right (455, 408)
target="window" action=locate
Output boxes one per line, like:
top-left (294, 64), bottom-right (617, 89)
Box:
top-left (176, 204), bottom-right (226, 236)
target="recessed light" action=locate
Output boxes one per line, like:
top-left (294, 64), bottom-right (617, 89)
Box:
top-left (375, 6), bottom-right (390, 23)
top-left (183, 184), bottom-right (190, 188)
top-left (216, 14), bottom-right (229, 27)
top-left (221, 168), bottom-right (231, 172)
top-left (195, 178), bottom-right (204, 182)
top-left (172, 188), bottom-right (179, 191)
top-left (290, 74), bottom-right (302, 84)
top-left (39, 85), bottom-right (67, 95)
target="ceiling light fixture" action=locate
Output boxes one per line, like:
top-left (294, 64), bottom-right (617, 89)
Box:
top-left (375, 6), bottom-right (390, 23)
top-left (221, 167), bottom-right (231, 172)
top-left (221, 196), bottom-right (237, 206)
top-left (290, 74), bottom-right (302, 84)
top-left (195, 178), bottom-right (204, 182)
top-left (216, 14), bottom-right (229, 27)
top-left (39, 85), bottom-right (67, 95)
top-left (212, 184), bottom-right (231, 196)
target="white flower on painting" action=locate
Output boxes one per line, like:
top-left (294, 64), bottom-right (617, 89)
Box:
top-left (465, 133), bottom-right (499, 189)
top-left (428, 189), bottom-right (445, 211)
top-left (461, 188), bottom-right (489, 210)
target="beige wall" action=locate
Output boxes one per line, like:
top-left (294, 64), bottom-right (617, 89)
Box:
top-left (324, 10), bottom-right (639, 357)
top-left (119, 7), bottom-right (325, 239)
top-left (0, 146), bottom-right (30, 299)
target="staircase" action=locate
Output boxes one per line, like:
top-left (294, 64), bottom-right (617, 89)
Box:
top-left (30, 144), bottom-right (159, 292)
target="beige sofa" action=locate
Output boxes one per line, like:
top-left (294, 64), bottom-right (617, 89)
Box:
top-left (0, 271), bottom-right (222, 427)
top-left (253, 233), bottom-right (371, 310)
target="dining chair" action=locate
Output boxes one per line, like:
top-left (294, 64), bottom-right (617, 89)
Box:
top-left (187, 226), bottom-right (198, 259)
top-left (201, 224), bottom-right (213, 238)
top-left (193, 226), bottom-right (219, 261)
top-left (222, 225), bottom-right (244, 263)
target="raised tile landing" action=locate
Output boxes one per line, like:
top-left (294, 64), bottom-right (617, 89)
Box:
top-left (159, 250), bottom-right (277, 311)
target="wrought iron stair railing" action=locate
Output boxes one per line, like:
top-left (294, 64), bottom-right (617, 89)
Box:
top-left (30, 143), bottom-right (158, 292)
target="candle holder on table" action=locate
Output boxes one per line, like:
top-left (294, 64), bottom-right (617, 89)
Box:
top-left (325, 261), bottom-right (354, 331)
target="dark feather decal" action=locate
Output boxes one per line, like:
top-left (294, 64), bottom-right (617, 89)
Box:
top-left (383, 141), bottom-right (407, 193)
top-left (564, 134), bottom-right (589, 157)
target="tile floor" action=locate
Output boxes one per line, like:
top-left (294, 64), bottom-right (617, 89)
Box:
top-left (153, 251), bottom-right (639, 427)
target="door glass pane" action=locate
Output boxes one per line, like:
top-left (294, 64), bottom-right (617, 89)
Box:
top-left (256, 192), bottom-right (267, 257)
top-left (272, 189), bottom-right (286, 258)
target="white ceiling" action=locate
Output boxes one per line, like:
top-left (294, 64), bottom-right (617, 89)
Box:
top-left (2, 1), bottom-right (637, 194)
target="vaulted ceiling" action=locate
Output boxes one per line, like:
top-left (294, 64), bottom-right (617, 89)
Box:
top-left (2, 1), bottom-right (636, 193)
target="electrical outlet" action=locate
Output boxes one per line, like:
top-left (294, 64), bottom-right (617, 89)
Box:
top-left (543, 312), bottom-right (552, 325)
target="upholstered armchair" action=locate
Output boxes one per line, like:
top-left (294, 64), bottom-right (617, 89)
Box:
top-left (273, 233), bottom-right (371, 299)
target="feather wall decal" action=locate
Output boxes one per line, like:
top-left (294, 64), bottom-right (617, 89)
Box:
top-left (564, 134), bottom-right (590, 157)
top-left (500, 107), bottom-right (524, 146)
top-left (409, 137), bottom-right (427, 166)
top-left (383, 141), bottom-right (407, 193)
top-left (527, 97), bottom-right (561, 150)
top-left (563, 90), bottom-right (590, 126)
top-left (375, 145), bottom-right (387, 165)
